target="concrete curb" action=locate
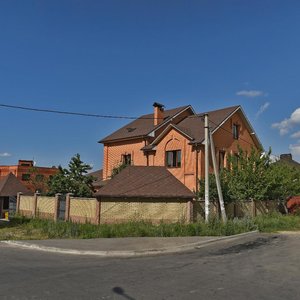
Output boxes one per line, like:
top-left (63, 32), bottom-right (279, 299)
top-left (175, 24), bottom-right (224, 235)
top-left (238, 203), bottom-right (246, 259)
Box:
top-left (1, 230), bottom-right (259, 257)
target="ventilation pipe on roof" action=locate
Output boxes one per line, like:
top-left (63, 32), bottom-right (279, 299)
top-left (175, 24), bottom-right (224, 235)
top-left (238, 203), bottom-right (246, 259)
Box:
top-left (153, 102), bottom-right (165, 126)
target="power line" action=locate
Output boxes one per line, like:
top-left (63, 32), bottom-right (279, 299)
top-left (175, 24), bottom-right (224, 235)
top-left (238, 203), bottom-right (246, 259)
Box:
top-left (0, 103), bottom-right (284, 159)
top-left (0, 103), bottom-right (163, 120)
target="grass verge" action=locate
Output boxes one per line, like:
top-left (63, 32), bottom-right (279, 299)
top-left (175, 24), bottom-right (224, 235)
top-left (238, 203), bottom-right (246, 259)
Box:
top-left (1, 213), bottom-right (300, 240)
top-left (0, 216), bottom-right (256, 240)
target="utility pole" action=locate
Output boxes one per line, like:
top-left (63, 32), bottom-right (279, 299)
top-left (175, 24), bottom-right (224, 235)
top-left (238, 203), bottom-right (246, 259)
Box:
top-left (209, 129), bottom-right (227, 222)
top-left (204, 113), bottom-right (210, 223)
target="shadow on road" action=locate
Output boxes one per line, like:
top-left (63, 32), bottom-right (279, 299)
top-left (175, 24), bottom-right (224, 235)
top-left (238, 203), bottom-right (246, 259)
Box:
top-left (112, 286), bottom-right (135, 300)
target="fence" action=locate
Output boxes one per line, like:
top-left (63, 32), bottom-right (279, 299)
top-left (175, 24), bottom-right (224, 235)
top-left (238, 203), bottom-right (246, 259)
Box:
top-left (99, 198), bottom-right (190, 224)
top-left (17, 193), bottom-right (59, 221)
top-left (193, 199), bottom-right (280, 221)
top-left (17, 192), bottom-right (281, 224)
top-left (16, 193), bottom-right (192, 224)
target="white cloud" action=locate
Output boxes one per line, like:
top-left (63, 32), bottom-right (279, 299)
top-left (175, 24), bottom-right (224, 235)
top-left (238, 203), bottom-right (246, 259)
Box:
top-left (0, 152), bottom-right (11, 157)
top-left (272, 108), bottom-right (300, 135)
top-left (289, 143), bottom-right (300, 156)
top-left (236, 90), bottom-right (264, 97)
top-left (291, 131), bottom-right (300, 139)
top-left (256, 102), bottom-right (270, 117)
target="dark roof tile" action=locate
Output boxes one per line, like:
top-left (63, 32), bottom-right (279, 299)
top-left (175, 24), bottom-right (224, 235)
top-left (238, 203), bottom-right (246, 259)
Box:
top-left (95, 166), bottom-right (194, 199)
top-left (0, 173), bottom-right (32, 197)
top-left (99, 105), bottom-right (191, 143)
top-left (176, 105), bottom-right (240, 143)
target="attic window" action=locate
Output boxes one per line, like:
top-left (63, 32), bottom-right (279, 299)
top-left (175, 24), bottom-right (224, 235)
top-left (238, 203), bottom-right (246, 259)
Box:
top-left (233, 124), bottom-right (240, 140)
top-left (126, 127), bottom-right (136, 133)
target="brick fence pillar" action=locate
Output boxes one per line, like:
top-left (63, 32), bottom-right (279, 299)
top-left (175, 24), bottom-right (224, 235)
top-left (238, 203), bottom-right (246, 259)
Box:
top-left (33, 192), bottom-right (40, 218)
top-left (65, 193), bottom-right (72, 221)
top-left (186, 199), bottom-right (194, 223)
top-left (95, 198), bottom-right (101, 225)
top-left (54, 193), bottom-right (61, 222)
top-left (16, 192), bottom-right (23, 214)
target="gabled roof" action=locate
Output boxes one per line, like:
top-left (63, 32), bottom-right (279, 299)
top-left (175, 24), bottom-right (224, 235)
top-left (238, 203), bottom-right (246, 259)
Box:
top-left (0, 173), bottom-right (32, 197)
top-left (95, 166), bottom-right (195, 199)
top-left (176, 105), bottom-right (241, 143)
top-left (99, 105), bottom-right (193, 143)
top-left (147, 105), bottom-right (262, 149)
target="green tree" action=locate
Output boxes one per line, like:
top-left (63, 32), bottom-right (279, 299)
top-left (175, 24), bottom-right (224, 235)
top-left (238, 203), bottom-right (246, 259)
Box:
top-left (47, 154), bottom-right (95, 197)
top-left (222, 147), bottom-right (271, 201)
top-left (198, 147), bottom-right (271, 203)
top-left (198, 172), bottom-right (230, 203)
top-left (198, 147), bottom-right (300, 204)
top-left (266, 161), bottom-right (300, 200)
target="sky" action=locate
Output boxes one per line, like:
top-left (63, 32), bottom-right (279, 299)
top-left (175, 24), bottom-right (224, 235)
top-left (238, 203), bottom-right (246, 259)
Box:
top-left (1, 0), bottom-right (300, 170)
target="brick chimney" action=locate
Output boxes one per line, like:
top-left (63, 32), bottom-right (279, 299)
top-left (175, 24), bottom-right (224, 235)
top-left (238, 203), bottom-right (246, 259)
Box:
top-left (153, 102), bottom-right (165, 126)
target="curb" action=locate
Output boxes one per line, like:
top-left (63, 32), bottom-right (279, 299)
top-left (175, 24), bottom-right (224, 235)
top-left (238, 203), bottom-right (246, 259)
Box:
top-left (1, 230), bottom-right (259, 258)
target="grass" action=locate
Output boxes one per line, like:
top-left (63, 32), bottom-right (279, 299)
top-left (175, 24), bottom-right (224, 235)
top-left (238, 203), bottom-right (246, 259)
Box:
top-left (1, 213), bottom-right (300, 240)
top-left (254, 213), bottom-right (300, 232)
top-left (0, 216), bottom-right (257, 240)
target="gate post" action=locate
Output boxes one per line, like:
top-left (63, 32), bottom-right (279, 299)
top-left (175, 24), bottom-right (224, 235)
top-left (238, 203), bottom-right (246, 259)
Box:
top-left (16, 192), bottom-right (23, 214)
top-left (33, 192), bottom-right (40, 218)
top-left (65, 193), bottom-right (72, 221)
top-left (54, 193), bottom-right (61, 222)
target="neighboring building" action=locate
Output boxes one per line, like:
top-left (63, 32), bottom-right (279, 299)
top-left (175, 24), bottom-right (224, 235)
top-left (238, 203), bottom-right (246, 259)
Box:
top-left (99, 103), bottom-right (262, 192)
top-left (0, 160), bottom-right (58, 193)
top-left (0, 173), bottom-right (32, 218)
top-left (88, 169), bottom-right (106, 192)
top-left (277, 154), bottom-right (300, 168)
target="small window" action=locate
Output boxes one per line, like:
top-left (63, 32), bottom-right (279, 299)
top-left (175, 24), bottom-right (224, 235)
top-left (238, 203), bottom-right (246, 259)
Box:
top-left (122, 154), bottom-right (131, 165)
top-left (166, 150), bottom-right (181, 168)
top-left (233, 124), bottom-right (240, 140)
top-left (21, 174), bottom-right (31, 181)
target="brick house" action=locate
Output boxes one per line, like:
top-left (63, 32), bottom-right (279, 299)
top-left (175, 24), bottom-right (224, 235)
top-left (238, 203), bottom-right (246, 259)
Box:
top-left (0, 160), bottom-right (58, 193)
top-left (99, 103), bottom-right (262, 193)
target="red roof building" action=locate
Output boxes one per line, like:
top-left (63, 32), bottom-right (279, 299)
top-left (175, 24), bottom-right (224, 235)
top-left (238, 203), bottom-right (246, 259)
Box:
top-left (0, 160), bottom-right (58, 193)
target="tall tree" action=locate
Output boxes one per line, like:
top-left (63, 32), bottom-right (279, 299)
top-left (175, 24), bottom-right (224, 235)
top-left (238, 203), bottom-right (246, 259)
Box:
top-left (47, 154), bottom-right (95, 197)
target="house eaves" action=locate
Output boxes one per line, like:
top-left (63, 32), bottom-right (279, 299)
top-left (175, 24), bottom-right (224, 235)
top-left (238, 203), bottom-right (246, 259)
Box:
top-left (148, 123), bottom-right (194, 148)
top-left (146, 105), bottom-right (195, 138)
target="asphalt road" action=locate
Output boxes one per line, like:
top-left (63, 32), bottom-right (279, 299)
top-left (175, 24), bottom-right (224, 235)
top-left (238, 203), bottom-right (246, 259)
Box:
top-left (0, 233), bottom-right (299, 300)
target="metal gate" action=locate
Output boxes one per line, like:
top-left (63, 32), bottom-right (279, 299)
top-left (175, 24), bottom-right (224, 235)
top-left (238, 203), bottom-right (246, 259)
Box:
top-left (57, 194), bottom-right (66, 220)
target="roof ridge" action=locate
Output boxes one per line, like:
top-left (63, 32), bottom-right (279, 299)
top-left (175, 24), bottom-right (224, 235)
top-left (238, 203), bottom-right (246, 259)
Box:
top-left (193, 105), bottom-right (240, 116)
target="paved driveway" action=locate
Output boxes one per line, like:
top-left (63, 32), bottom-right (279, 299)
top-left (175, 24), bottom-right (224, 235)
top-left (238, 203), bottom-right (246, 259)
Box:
top-left (0, 232), bottom-right (299, 299)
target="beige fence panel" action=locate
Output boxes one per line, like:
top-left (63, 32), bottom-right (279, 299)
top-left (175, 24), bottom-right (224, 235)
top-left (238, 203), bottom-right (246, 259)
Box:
top-left (68, 197), bottom-right (99, 224)
top-left (100, 199), bottom-right (187, 224)
top-left (36, 196), bottom-right (56, 219)
top-left (19, 195), bottom-right (35, 217)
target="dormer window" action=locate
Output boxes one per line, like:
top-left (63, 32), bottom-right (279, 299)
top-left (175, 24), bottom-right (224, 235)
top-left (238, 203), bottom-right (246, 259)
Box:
top-left (233, 124), bottom-right (240, 140)
top-left (166, 150), bottom-right (181, 168)
top-left (122, 154), bottom-right (132, 165)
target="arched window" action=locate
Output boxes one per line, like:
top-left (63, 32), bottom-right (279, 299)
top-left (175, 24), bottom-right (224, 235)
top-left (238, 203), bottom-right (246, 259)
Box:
top-left (165, 138), bottom-right (182, 168)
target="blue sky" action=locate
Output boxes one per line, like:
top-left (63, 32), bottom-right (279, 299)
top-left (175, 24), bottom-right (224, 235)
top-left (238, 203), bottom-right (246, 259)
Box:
top-left (1, 0), bottom-right (300, 169)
